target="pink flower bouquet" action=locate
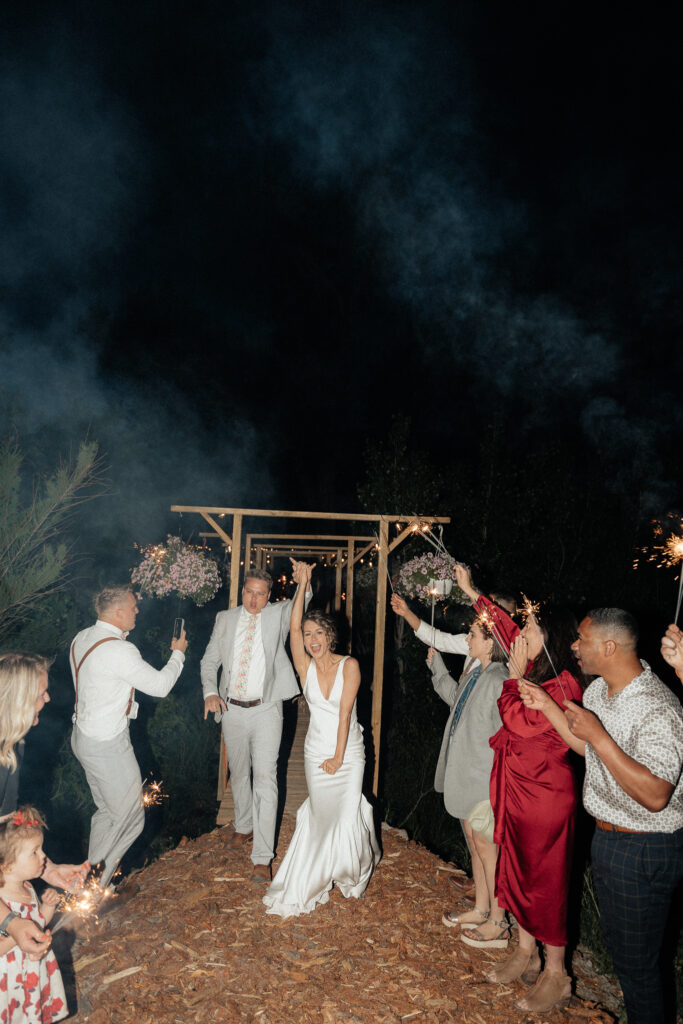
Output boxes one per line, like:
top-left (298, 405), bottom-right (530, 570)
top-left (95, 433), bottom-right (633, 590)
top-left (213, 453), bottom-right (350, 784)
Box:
top-left (131, 535), bottom-right (221, 606)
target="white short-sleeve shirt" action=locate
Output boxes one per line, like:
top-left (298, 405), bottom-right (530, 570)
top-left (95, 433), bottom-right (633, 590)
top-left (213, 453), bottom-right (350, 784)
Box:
top-left (583, 662), bottom-right (683, 833)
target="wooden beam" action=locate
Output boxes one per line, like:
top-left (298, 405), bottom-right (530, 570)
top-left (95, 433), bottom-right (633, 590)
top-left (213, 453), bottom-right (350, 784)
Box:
top-left (388, 522), bottom-right (419, 553)
top-left (199, 511), bottom-right (232, 547)
top-left (371, 518), bottom-right (389, 796)
top-left (353, 540), bottom-right (376, 565)
top-left (171, 505), bottom-right (450, 524)
top-left (241, 533), bottom-right (376, 542)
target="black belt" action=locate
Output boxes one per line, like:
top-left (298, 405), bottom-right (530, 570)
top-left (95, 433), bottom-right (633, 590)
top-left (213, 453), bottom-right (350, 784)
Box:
top-left (228, 697), bottom-right (262, 708)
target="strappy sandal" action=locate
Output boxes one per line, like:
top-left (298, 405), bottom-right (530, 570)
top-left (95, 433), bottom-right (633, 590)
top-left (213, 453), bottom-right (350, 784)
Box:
top-left (441, 907), bottom-right (489, 930)
top-left (460, 917), bottom-right (510, 949)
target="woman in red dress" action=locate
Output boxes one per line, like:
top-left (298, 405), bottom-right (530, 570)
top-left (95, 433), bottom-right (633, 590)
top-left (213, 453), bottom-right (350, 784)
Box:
top-left (487, 606), bottom-right (584, 1012)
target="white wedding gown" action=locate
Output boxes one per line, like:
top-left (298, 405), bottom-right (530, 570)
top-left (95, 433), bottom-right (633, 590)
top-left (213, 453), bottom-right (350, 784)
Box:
top-left (263, 656), bottom-right (380, 917)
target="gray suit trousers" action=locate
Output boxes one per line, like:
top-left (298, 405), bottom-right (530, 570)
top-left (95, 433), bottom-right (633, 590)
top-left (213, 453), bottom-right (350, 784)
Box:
top-left (221, 701), bottom-right (283, 864)
top-left (71, 725), bottom-right (145, 887)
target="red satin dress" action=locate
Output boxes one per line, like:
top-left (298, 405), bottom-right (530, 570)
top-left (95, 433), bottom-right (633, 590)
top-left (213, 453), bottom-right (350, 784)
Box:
top-left (489, 670), bottom-right (582, 946)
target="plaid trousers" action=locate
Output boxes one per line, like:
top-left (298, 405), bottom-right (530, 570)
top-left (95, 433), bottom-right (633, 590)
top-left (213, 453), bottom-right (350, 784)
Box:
top-left (591, 826), bottom-right (683, 1024)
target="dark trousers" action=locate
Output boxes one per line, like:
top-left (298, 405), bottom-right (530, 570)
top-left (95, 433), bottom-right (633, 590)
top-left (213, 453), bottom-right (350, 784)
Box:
top-left (591, 826), bottom-right (683, 1024)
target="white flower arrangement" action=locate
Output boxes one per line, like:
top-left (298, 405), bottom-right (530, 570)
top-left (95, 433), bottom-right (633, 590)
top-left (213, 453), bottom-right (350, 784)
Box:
top-left (395, 552), bottom-right (468, 607)
top-left (131, 535), bottom-right (222, 607)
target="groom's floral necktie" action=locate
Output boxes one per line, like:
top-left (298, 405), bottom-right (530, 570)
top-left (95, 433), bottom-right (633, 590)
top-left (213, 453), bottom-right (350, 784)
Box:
top-left (235, 614), bottom-right (258, 699)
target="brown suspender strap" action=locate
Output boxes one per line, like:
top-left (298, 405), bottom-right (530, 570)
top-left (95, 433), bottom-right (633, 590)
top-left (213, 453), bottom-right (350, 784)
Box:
top-left (71, 636), bottom-right (134, 720)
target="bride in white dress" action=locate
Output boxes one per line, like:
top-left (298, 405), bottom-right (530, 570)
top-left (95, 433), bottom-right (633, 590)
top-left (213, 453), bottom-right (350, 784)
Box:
top-left (263, 560), bottom-right (380, 918)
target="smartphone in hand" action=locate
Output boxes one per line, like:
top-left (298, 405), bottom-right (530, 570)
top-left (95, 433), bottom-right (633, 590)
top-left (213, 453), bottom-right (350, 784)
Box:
top-left (173, 617), bottom-right (185, 640)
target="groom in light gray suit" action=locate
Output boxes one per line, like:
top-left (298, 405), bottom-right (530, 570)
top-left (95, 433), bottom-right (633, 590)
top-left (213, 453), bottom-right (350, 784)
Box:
top-left (201, 566), bottom-right (311, 881)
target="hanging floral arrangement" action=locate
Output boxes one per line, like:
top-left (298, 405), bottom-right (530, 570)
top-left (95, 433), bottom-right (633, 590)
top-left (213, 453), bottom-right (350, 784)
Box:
top-left (395, 552), bottom-right (468, 607)
top-left (131, 535), bottom-right (222, 606)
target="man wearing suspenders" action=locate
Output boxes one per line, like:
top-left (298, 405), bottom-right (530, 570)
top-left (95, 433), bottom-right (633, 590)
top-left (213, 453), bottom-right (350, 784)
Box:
top-left (70, 585), bottom-right (187, 887)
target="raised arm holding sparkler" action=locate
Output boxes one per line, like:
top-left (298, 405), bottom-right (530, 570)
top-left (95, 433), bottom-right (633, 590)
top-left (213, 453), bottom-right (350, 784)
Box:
top-left (454, 565), bottom-right (519, 657)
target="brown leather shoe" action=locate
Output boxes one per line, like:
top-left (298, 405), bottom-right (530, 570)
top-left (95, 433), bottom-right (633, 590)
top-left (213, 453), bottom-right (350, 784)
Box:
top-left (226, 828), bottom-right (253, 849)
top-left (250, 863), bottom-right (272, 883)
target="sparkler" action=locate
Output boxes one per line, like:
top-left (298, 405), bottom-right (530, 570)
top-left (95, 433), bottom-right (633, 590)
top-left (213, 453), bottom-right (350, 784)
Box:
top-left (521, 593), bottom-right (568, 702)
top-left (430, 587), bottom-right (438, 647)
top-left (51, 872), bottom-right (117, 934)
top-left (476, 604), bottom-right (512, 660)
top-left (52, 778), bottom-right (166, 932)
top-left (142, 779), bottom-right (167, 807)
top-left (634, 515), bottom-right (683, 625)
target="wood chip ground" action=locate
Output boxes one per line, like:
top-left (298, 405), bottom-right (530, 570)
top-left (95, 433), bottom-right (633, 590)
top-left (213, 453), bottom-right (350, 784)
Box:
top-left (55, 819), bottom-right (619, 1023)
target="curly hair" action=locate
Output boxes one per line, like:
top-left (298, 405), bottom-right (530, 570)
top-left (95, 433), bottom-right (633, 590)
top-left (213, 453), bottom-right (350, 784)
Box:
top-left (0, 653), bottom-right (52, 771)
top-left (0, 805), bottom-right (46, 884)
top-left (302, 611), bottom-right (337, 653)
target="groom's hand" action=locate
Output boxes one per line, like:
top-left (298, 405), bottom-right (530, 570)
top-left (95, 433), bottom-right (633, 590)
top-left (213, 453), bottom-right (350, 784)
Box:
top-left (204, 695), bottom-right (226, 718)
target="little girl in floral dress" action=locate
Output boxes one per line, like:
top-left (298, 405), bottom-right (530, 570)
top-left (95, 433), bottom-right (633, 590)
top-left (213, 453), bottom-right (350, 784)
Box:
top-left (0, 807), bottom-right (68, 1023)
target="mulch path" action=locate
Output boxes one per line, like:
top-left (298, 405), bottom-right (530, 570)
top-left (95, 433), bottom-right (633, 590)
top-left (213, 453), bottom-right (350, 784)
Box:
top-left (55, 818), bottom-right (619, 1024)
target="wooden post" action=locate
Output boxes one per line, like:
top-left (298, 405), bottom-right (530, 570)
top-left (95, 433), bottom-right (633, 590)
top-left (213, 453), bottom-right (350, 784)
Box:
top-left (371, 519), bottom-right (389, 795)
top-left (245, 534), bottom-right (253, 572)
top-left (229, 514), bottom-right (242, 609)
top-left (335, 548), bottom-right (343, 611)
top-left (346, 539), bottom-right (354, 648)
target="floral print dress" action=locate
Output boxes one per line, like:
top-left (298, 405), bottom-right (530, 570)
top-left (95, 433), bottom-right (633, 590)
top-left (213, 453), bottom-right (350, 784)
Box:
top-left (0, 886), bottom-right (67, 1024)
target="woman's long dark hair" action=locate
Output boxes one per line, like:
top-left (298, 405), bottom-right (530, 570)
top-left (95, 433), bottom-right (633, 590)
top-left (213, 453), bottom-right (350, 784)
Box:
top-left (526, 605), bottom-right (586, 689)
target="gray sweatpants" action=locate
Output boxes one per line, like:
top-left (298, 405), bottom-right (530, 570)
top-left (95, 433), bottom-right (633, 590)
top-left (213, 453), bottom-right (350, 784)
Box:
top-left (221, 700), bottom-right (283, 865)
top-left (71, 724), bottom-right (145, 887)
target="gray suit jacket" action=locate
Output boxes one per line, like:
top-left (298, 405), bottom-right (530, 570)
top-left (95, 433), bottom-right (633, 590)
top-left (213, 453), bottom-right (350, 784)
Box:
top-left (200, 590), bottom-right (310, 717)
top-left (430, 651), bottom-right (507, 820)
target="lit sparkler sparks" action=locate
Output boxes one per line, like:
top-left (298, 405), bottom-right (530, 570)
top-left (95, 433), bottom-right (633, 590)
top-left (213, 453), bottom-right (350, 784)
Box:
top-left (476, 604), bottom-right (512, 659)
top-left (142, 779), bottom-right (167, 807)
top-left (634, 514), bottom-right (683, 624)
top-left (51, 874), bottom-right (116, 933)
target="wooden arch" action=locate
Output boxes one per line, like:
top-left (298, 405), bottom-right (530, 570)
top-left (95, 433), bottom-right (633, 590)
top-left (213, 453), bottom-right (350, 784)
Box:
top-left (171, 505), bottom-right (450, 804)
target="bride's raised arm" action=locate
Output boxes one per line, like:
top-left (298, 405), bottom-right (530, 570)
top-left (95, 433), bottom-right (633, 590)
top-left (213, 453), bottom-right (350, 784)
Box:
top-left (289, 559), bottom-right (313, 679)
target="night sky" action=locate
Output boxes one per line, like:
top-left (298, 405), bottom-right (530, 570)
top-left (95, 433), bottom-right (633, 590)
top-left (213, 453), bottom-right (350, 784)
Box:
top-left (1, 1), bottom-right (681, 551)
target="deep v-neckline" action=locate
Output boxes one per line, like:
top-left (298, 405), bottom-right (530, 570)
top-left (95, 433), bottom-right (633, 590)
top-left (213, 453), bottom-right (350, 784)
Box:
top-left (313, 657), bottom-right (344, 701)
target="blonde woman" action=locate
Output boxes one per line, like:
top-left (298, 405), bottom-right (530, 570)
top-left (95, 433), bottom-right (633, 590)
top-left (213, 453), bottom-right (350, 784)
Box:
top-left (0, 652), bottom-right (86, 956)
top-left (0, 653), bottom-right (52, 814)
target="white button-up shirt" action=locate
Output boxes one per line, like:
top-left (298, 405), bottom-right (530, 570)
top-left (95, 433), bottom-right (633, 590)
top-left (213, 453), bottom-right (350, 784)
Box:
top-left (228, 607), bottom-right (266, 700)
top-left (415, 620), bottom-right (470, 657)
top-left (70, 620), bottom-right (184, 740)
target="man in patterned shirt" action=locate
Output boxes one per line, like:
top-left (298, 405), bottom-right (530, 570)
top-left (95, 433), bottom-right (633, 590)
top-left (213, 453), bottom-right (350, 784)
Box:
top-left (520, 608), bottom-right (683, 1024)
